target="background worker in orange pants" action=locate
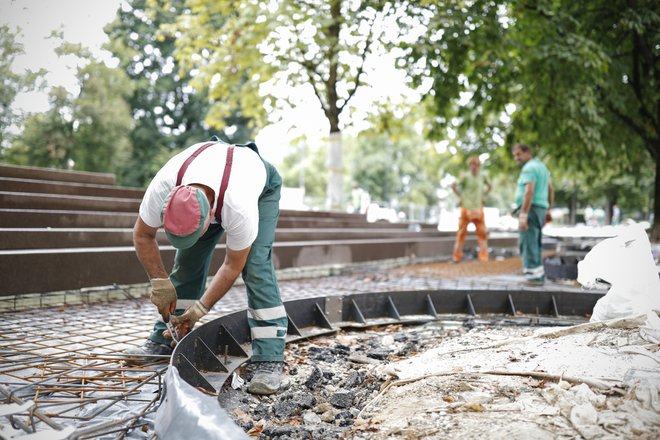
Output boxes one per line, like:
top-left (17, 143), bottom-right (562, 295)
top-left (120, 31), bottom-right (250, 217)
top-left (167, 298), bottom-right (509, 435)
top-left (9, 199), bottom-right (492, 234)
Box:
top-left (451, 155), bottom-right (492, 262)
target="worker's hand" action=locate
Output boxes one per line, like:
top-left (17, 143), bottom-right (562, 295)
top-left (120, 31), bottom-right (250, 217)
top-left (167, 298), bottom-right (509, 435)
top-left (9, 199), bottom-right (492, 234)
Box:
top-left (150, 278), bottom-right (177, 321)
top-left (168, 301), bottom-right (209, 342)
top-left (545, 212), bottom-right (552, 224)
top-left (518, 213), bottom-right (529, 231)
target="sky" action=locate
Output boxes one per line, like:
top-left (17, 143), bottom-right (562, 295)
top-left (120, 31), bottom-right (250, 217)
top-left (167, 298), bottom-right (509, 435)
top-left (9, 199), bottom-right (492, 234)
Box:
top-left (0, 0), bottom-right (421, 165)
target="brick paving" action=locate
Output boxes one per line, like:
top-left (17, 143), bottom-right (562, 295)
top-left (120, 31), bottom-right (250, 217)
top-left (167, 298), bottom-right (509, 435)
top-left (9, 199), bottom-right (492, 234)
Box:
top-left (0, 256), bottom-right (584, 356)
top-left (214, 256), bottom-right (582, 316)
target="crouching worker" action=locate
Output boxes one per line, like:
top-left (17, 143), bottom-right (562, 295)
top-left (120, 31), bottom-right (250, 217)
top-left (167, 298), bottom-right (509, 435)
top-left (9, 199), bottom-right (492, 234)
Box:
top-left (126, 138), bottom-right (287, 395)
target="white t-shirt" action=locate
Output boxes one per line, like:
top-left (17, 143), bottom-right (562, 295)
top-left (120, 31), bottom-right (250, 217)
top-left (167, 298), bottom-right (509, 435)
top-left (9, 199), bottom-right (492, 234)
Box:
top-left (139, 142), bottom-right (267, 250)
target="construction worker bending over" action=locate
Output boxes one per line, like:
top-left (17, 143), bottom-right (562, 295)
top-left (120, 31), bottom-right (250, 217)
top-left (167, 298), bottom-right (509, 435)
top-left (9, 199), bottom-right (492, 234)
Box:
top-left (127, 138), bottom-right (286, 395)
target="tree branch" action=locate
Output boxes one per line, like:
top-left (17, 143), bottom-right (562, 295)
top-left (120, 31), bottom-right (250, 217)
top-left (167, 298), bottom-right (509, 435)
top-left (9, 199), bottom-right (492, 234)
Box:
top-left (339, 21), bottom-right (375, 113)
top-left (301, 59), bottom-right (329, 117)
top-left (606, 100), bottom-right (656, 160)
top-left (290, 19), bottom-right (328, 117)
top-left (629, 32), bottom-right (656, 130)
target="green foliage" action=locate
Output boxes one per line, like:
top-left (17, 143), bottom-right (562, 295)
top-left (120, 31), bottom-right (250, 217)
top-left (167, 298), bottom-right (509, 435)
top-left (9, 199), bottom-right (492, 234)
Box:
top-left (349, 104), bottom-right (439, 207)
top-left (7, 36), bottom-right (135, 175)
top-left (71, 60), bottom-right (135, 173)
top-left (105, 0), bottom-right (250, 186)
top-left (5, 87), bottom-right (74, 167)
top-left (159, 0), bottom-right (402, 131)
top-left (154, 0), bottom-right (275, 130)
top-left (402, 0), bottom-right (660, 229)
top-left (0, 25), bottom-right (44, 151)
top-left (279, 140), bottom-right (328, 206)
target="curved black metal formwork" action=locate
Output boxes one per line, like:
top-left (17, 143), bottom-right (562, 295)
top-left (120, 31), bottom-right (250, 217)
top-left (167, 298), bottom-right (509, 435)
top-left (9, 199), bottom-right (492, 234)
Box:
top-left (171, 289), bottom-right (604, 394)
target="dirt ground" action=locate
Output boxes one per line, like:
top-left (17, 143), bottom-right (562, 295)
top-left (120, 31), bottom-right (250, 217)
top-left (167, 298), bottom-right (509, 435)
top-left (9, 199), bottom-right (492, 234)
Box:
top-left (390, 257), bottom-right (526, 279)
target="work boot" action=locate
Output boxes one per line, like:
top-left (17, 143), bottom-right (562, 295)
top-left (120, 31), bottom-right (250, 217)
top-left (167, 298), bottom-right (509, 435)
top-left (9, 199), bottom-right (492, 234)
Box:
top-left (122, 340), bottom-right (173, 365)
top-left (247, 361), bottom-right (283, 395)
top-left (525, 277), bottom-right (545, 286)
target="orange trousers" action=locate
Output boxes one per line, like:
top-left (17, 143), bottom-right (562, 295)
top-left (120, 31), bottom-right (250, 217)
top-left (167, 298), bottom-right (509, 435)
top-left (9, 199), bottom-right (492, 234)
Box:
top-left (453, 207), bottom-right (489, 262)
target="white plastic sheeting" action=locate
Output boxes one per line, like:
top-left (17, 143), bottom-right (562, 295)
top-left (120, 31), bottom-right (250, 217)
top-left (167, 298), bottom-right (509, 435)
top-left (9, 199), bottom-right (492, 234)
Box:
top-left (577, 223), bottom-right (660, 321)
top-left (154, 366), bottom-right (248, 440)
top-left (0, 401), bottom-right (75, 440)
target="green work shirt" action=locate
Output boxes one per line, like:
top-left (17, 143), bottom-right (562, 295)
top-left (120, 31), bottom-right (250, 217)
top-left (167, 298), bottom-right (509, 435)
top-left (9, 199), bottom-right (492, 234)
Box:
top-left (457, 170), bottom-right (489, 210)
top-left (515, 158), bottom-right (550, 208)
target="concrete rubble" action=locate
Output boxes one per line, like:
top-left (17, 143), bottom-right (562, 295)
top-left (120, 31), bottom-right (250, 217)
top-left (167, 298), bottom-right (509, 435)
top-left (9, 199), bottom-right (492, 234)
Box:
top-left (212, 312), bottom-right (659, 439)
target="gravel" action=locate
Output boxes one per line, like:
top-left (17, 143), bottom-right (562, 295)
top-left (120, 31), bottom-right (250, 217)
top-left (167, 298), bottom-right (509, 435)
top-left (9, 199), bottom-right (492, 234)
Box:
top-left (218, 321), bottom-right (457, 439)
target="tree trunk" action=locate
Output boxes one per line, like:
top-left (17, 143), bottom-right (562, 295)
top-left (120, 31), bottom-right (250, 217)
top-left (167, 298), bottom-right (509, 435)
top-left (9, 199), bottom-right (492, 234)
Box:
top-left (569, 191), bottom-right (577, 225)
top-left (605, 192), bottom-right (615, 225)
top-left (324, 0), bottom-right (343, 211)
top-left (652, 157), bottom-right (660, 242)
top-left (326, 131), bottom-right (343, 210)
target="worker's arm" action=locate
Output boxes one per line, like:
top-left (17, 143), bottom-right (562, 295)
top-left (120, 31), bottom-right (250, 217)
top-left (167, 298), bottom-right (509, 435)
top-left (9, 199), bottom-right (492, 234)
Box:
top-left (544, 179), bottom-right (555, 223)
top-left (133, 217), bottom-right (176, 320)
top-left (200, 246), bottom-right (250, 309)
top-left (451, 182), bottom-right (459, 197)
top-left (548, 179), bottom-right (554, 208)
top-left (483, 179), bottom-right (492, 206)
top-left (519, 181), bottom-right (535, 231)
top-left (133, 217), bottom-right (168, 279)
top-left (170, 246), bottom-right (251, 338)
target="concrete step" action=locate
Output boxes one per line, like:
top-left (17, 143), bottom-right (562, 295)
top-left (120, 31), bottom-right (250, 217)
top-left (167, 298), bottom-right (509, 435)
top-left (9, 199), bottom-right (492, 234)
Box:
top-left (0, 208), bottom-right (412, 229)
top-left (0, 191), bottom-right (142, 212)
top-left (0, 163), bottom-right (116, 185)
top-left (0, 209), bottom-right (138, 228)
top-left (0, 177), bottom-right (145, 198)
top-left (1, 235), bottom-right (516, 296)
top-left (0, 227), bottom-right (451, 250)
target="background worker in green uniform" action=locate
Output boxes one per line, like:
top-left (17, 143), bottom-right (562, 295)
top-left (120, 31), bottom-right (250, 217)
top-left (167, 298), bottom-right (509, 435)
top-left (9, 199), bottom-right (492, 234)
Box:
top-left (128, 139), bottom-right (286, 395)
top-left (512, 143), bottom-right (554, 285)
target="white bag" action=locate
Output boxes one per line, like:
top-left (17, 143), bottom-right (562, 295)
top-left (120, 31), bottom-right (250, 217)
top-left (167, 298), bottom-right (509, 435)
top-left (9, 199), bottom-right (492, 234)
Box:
top-left (155, 366), bottom-right (248, 440)
top-left (577, 224), bottom-right (660, 321)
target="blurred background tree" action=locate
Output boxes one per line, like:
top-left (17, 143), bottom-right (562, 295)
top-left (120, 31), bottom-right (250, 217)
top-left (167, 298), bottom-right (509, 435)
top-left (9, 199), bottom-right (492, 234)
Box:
top-left (0, 25), bottom-right (44, 153)
top-left (158, 0), bottom-right (406, 210)
top-left (8, 36), bottom-right (134, 175)
top-left (1, 0), bottom-right (657, 231)
top-left (279, 139), bottom-right (328, 208)
top-left (104, 0), bottom-right (251, 187)
top-left (402, 0), bottom-right (659, 235)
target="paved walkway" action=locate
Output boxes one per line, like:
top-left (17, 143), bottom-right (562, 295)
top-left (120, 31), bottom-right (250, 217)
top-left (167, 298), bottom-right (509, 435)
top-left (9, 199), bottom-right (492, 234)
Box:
top-left (213, 256), bottom-right (583, 315)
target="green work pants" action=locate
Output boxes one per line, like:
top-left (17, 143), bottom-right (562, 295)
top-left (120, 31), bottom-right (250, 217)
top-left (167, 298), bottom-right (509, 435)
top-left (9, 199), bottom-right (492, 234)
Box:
top-left (149, 159), bottom-right (287, 362)
top-left (519, 205), bottom-right (546, 280)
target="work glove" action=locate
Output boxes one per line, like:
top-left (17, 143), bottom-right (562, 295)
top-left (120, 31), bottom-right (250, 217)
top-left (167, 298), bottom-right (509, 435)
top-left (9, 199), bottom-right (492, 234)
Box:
top-left (169, 300), bottom-right (209, 341)
top-left (518, 213), bottom-right (529, 231)
top-left (150, 278), bottom-right (177, 321)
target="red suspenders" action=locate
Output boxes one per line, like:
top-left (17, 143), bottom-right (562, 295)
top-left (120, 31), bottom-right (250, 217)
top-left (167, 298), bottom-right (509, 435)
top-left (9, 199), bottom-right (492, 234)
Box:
top-left (215, 145), bottom-right (234, 222)
top-left (176, 142), bottom-right (215, 186)
top-left (176, 142), bottom-right (235, 223)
